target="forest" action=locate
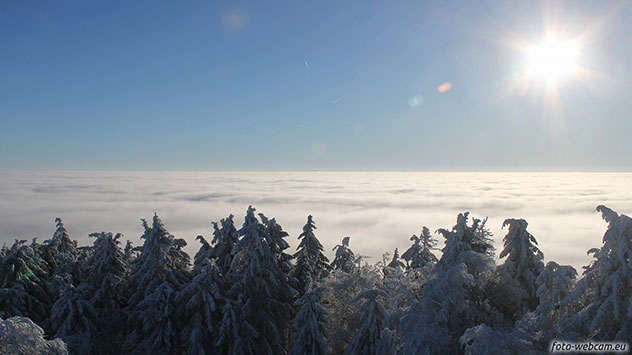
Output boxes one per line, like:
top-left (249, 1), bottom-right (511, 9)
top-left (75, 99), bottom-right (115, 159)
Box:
top-left (0, 204), bottom-right (630, 354)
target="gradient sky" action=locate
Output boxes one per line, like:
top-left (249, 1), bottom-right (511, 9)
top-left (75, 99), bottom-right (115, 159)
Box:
top-left (1, 0), bottom-right (630, 171)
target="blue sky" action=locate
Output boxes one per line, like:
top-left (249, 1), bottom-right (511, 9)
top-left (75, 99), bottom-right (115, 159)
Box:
top-left (1, 0), bottom-right (630, 170)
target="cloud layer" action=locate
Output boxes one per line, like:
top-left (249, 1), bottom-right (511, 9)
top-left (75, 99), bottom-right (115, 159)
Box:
top-left (1, 171), bottom-right (630, 271)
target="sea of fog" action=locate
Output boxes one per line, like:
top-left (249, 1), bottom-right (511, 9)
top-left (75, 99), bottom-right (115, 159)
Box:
top-left (1, 171), bottom-right (631, 271)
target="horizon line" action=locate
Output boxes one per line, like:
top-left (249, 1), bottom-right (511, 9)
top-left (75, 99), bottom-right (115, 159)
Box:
top-left (1, 168), bottom-right (631, 173)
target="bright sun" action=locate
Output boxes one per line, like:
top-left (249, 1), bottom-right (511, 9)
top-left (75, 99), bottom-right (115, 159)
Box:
top-left (526, 38), bottom-right (579, 81)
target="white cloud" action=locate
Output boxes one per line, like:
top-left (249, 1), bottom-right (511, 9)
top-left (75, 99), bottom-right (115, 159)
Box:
top-left (1, 171), bottom-right (630, 271)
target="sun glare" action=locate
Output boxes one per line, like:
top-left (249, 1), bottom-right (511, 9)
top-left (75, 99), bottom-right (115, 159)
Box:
top-left (526, 38), bottom-right (579, 81)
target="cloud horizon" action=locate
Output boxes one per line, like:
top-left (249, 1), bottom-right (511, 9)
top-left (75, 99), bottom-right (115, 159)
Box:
top-left (1, 171), bottom-right (630, 272)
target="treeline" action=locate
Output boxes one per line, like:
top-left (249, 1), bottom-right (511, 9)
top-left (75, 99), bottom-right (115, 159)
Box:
top-left (0, 205), bottom-right (631, 354)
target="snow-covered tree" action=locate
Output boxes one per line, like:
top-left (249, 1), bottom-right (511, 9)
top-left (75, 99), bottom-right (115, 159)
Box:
top-left (123, 240), bottom-right (137, 266)
top-left (45, 219), bottom-right (85, 292)
top-left (386, 248), bottom-right (405, 271)
top-left (48, 274), bottom-right (97, 354)
top-left (76, 245), bottom-right (93, 266)
top-left (0, 288), bottom-right (32, 322)
top-left (537, 262), bottom-right (576, 325)
top-left (127, 282), bottom-right (179, 354)
top-left (331, 237), bottom-right (358, 273)
top-left (320, 266), bottom-right (382, 354)
top-left (492, 218), bottom-right (544, 320)
top-left (85, 232), bottom-right (126, 309)
top-left (214, 298), bottom-right (241, 354)
top-left (399, 212), bottom-right (501, 354)
top-left (499, 219), bottom-right (544, 296)
top-left (289, 285), bottom-right (328, 355)
top-left (399, 263), bottom-right (500, 354)
top-left (210, 215), bottom-right (238, 276)
top-left (83, 232), bottom-right (127, 353)
top-left (259, 213), bottom-right (294, 275)
top-left (459, 323), bottom-right (533, 355)
top-left (50, 218), bottom-right (78, 260)
top-left (511, 261), bottom-right (577, 351)
top-left (436, 212), bottom-right (495, 271)
top-left (292, 215), bottom-right (330, 293)
top-left (8, 202), bottom-right (631, 353)
top-left (0, 316), bottom-right (68, 354)
top-left (401, 227), bottom-right (438, 270)
top-left (176, 238), bottom-right (224, 355)
top-left (221, 206), bottom-right (296, 354)
top-left (562, 205), bottom-right (632, 341)
top-left (0, 239), bottom-right (52, 323)
top-left (345, 288), bottom-right (390, 355)
top-left (380, 265), bottom-right (421, 317)
top-left (123, 214), bottom-right (191, 354)
top-left (192, 235), bottom-right (213, 274)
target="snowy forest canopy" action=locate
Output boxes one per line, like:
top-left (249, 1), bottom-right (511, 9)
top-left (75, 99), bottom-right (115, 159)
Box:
top-left (1, 205), bottom-right (631, 354)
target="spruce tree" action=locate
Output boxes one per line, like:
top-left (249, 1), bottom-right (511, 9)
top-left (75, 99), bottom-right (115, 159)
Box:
top-left (562, 205), bottom-right (632, 341)
top-left (289, 285), bottom-right (329, 355)
top-left (210, 215), bottom-right (238, 277)
top-left (493, 219), bottom-right (544, 319)
top-left (192, 235), bottom-right (213, 275)
top-left (85, 232), bottom-right (126, 310)
top-left (399, 212), bottom-right (501, 354)
top-left (0, 239), bottom-right (52, 324)
top-left (221, 206), bottom-right (296, 354)
top-left (331, 237), bottom-right (358, 273)
top-left (84, 232), bottom-right (127, 353)
top-left (47, 218), bottom-right (83, 286)
top-left (176, 238), bottom-right (224, 354)
top-left (535, 261), bottom-right (577, 331)
top-left (259, 213), bottom-right (294, 275)
top-left (386, 248), bottom-right (405, 271)
top-left (214, 298), bottom-right (241, 354)
top-left (345, 288), bottom-right (389, 355)
top-left (123, 214), bottom-right (191, 354)
top-left (436, 212), bottom-right (495, 271)
top-left (48, 274), bottom-right (97, 354)
top-left (50, 218), bottom-right (78, 260)
top-left (123, 240), bottom-right (137, 266)
top-left (401, 227), bottom-right (438, 270)
top-left (292, 215), bottom-right (330, 293)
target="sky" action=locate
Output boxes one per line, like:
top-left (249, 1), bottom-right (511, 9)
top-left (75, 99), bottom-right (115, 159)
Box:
top-left (1, 0), bottom-right (631, 171)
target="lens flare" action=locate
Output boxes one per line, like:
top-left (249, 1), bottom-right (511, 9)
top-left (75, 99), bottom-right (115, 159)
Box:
top-left (408, 96), bottom-right (424, 107)
top-left (437, 82), bottom-right (452, 93)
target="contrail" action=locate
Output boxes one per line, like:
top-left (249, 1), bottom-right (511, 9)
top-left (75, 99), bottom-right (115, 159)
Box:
top-left (333, 96), bottom-right (344, 103)
top-left (304, 60), bottom-right (309, 70)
